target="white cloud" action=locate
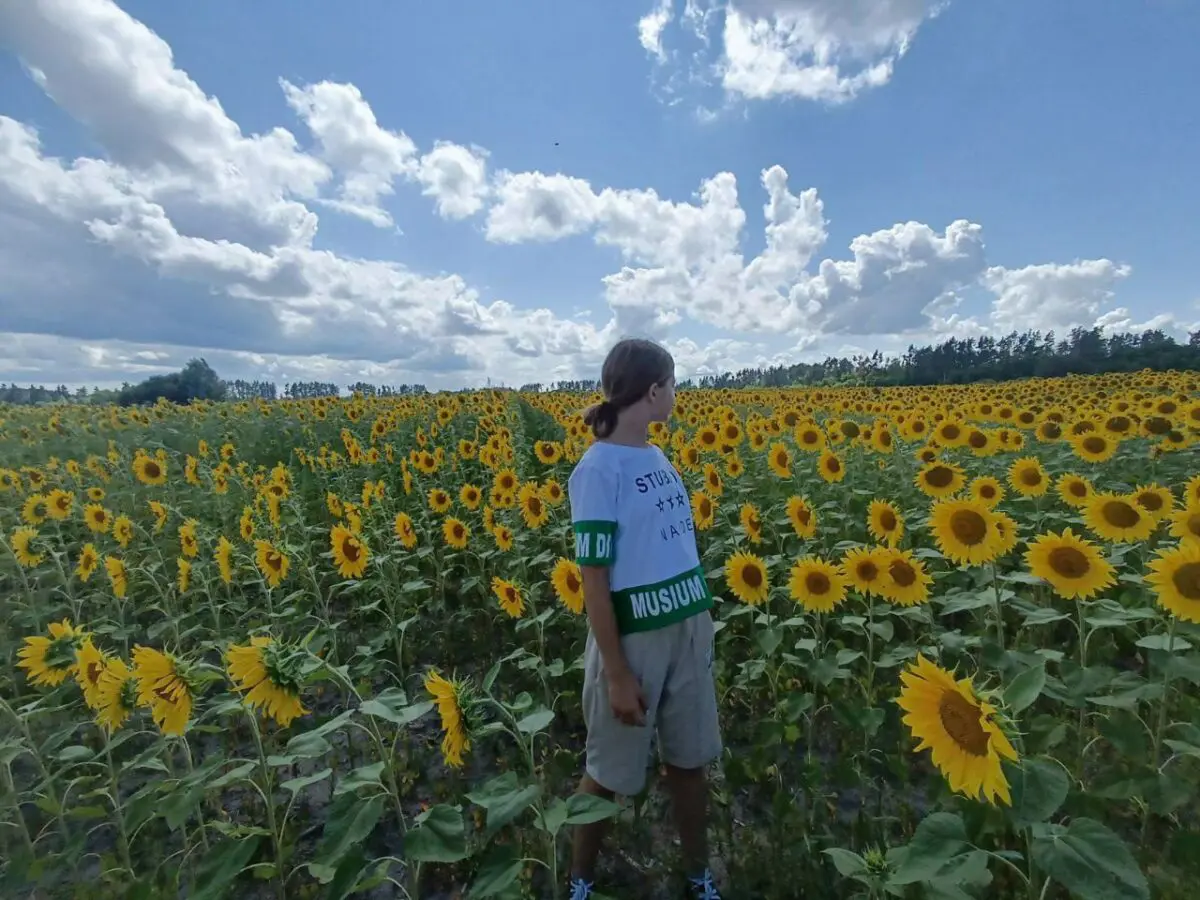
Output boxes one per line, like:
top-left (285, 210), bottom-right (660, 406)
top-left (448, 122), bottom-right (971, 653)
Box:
top-left (983, 260), bottom-right (1133, 334)
top-left (640, 0), bottom-right (949, 105)
top-left (416, 141), bottom-right (491, 220)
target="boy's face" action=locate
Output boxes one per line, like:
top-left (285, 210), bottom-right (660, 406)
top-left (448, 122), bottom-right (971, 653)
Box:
top-left (648, 374), bottom-right (676, 422)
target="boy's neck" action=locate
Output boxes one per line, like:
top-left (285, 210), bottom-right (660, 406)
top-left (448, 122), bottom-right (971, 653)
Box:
top-left (606, 417), bottom-right (651, 447)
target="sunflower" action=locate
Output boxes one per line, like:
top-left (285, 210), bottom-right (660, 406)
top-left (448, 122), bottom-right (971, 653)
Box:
top-left (84, 503), bottom-right (112, 534)
top-left (897, 655), bottom-right (1018, 805)
top-left (1146, 541), bottom-right (1200, 623)
top-left (991, 511), bottom-right (1020, 556)
top-left (1007, 457), bottom-right (1050, 498)
top-left (866, 499), bottom-right (903, 546)
top-left (131, 646), bottom-right (194, 736)
top-left (534, 441), bottom-right (563, 465)
top-left (928, 498), bottom-right (1003, 567)
top-left (1070, 432), bottom-right (1118, 464)
top-left (428, 488), bottom-right (452, 515)
top-left (1132, 484), bottom-right (1174, 522)
top-left (491, 576), bottom-right (526, 618)
top-left (1168, 503), bottom-right (1200, 545)
top-left (394, 512), bottom-right (418, 549)
top-left (768, 442), bottom-right (792, 478)
top-left (326, 492), bottom-right (344, 519)
top-left (552, 557), bottom-right (585, 614)
top-left (148, 500), bottom-right (168, 533)
top-left (915, 461), bottom-right (965, 499)
top-left (20, 493), bottom-right (47, 526)
top-left (787, 557), bottom-right (847, 613)
top-left (817, 450), bottom-right (846, 483)
top-left (11, 526), bottom-right (43, 568)
top-left (254, 540), bottom-right (290, 588)
top-left (704, 464), bottom-right (724, 497)
top-left (226, 636), bottom-right (308, 727)
top-left (1083, 493), bottom-right (1156, 543)
top-left (739, 503), bottom-right (764, 544)
top-left (105, 556), bottom-right (128, 599)
top-left (969, 476), bottom-right (1005, 509)
top-left (239, 506), bottom-right (256, 542)
top-left (691, 491), bottom-right (717, 530)
top-left (17, 619), bottom-right (84, 687)
top-left (425, 670), bottom-right (471, 768)
top-left (877, 548), bottom-right (933, 607)
top-left (794, 423), bottom-right (826, 452)
top-left (110, 514), bottom-right (134, 549)
top-left (215, 535), bottom-right (235, 585)
top-left (133, 453), bottom-right (168, 486)
top-left (1024, 528), bottom-right (1116, 600)
top-left (76, 542), bottom-right (100, 582)
top-left (95, 657), bottom-right (139, 731)
top-left (1055, 473), bottom-right (1094, 509)
top-left (75, 639), bottom-right (109, 710)
top-left (519, 483), bottom-right (550, 529)
top-left (443, 517), bottom-right (470, 550)
top-left (45, 488), bottom-right (74, 521)
top-left (459, 484), bottom-right (482, 511)
top-left (86, 486), bottom-right (105, 503)
top-left (725, 552), bottom-right (769, 606)
top-left (178, 521), bottom-right (199, 559)
top-left (489, 524), bottom-right (513, 552)
top-left (330, 524), bottom-right (370, 579)
top-left (843, 546), bottom-right (889, 597)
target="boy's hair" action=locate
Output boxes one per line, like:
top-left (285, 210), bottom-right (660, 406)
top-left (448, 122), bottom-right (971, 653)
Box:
top-left (583, 338), bottom-right (675, 439)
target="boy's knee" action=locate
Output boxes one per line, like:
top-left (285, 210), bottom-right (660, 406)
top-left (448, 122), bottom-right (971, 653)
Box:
top-left (580, 772), bottom-right (616, 800)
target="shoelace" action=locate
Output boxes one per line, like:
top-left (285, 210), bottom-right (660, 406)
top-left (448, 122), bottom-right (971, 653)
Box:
top-left (569, 877), bottom-right (593, 900)
top-left (688, 870), bottom-right (722, 900)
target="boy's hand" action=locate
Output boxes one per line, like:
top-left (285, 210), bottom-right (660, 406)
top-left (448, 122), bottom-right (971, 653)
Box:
top-left (607, 668), bottom-right (647, 726)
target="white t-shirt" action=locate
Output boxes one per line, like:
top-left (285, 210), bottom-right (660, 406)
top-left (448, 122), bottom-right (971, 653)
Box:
top-left (567, 440), bottom-right (712, 635)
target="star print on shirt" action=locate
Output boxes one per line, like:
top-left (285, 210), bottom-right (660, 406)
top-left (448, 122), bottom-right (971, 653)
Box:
top-left (656, 497), bottom-right (666, 513)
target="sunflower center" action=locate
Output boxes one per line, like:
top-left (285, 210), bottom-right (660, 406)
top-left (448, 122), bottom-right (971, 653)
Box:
top-left (1172, 562), bottom-right (1200, 601)
top-left (805, 571), bottom-right (830, 594)
top-left (742, 565), bottom-right (764, 589)
top-left (979, 484), bottom-right (996, 499)
top-left (795, 506), bottom-right (811, 526)
top-left (1042, 423), bottom-right (1062, 439)
top-left (566, 573), bottom-right (581, 594)
top-left (938, 690), bottom-right (991, 757)
top-left (342, 539), bottom-right (361, 562)
top-left (857, 561), bottom-right (879, 581)
top-left (879, 509), bottom-right (897, 530)
top-left (889, 560), bottom-right (917, 587)
top-left (968, 432), bottom-right (987, 449)
top-left (1102, 500), bottom-right (1141, 529)
top-left (145, 461), bottom-right (161, 478)
top-left (528, 498), bottom-right (543, 516)
top-left (1107, 416), bottom-right (1130, 432)
top-left (826, 457), bottom-right (841, 473)
top-left (949, 510), bottom-right (988, 546)
top-left (1048, 546), bottom-right (1090, 579)
top-left (1068, 481), bottom-right (1088, 498)
top-left (941, 424), bottom-right (961, 440)
top-left (1185, 514), bottom-right (1200, 538)
top-left (1136, 492), bottom-right (1164, 512)
top-left (925, 466), bottom-right (955, 488)
top-left (1020, 467), bottom-right (1043, 487)
top-left (1144, 416), bottom-right (1171, 435)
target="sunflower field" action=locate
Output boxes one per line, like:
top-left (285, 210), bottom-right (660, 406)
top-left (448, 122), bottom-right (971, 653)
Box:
top-left (1, 371), bottom-right (1199, 899)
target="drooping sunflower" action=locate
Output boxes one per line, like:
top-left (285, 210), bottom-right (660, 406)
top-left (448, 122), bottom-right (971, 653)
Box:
top-left (239, 506), bottom-right (256, 542)
top-left (817, 450), bottom-right (846, 483)
top-left (112, 514), bottom-right (134, 549)
top-left (75, 638), bottom-right (109, 710)
top-left (491, 576), bottom-right (526, 619)
top-left (254, 539), bottom-right (290, 589)
top-left (330, 524), bottom-right (370, 579)
top-left (897, 655), bottom-right (1018, 805)
top-left (692, 491), bottom-right (717, 530)
top-left (990, 510), bottom-right (1020, 556)
top-left (46, 488), bottom-right (74, 520)
top-left (1007, 457), bottom-right (1050, 498)
top-left (394, 512), bottom-right (418, 549)
top-left (226, 636), bottom-right (309, 727)
top-left (768, 442), bottom-right (792, 478)
top-left (17, 618), bottom-right (84, 688)
top-left (425, 670), bottom-right (471, 768)
top-left (551, 557), bottom-right (585, 614)
top-left (493, 524), bottom-right (515, 551)
top-left (178, 521), bottom-right (199, 559)
top-left (928, 498), bottom-right (1003, 567)
top-left (1131, 484), bottom-right (1174, 522)
top-left (84, 503), bottom-right (112, 534)
top-left (739, 503), bottom-right (764, 544)
top-left (519, 483), bottom-right (550, 529)
top-left (176, 558), bottom-right (192, 594)
top-left (95, 657), bottom-right (139, 731)
top-left (725, 551), bottom-right (770, 606)
top-left (76, 542), bottom-right (100, 582)
top-left (133, 453), bottom-right (168, 486)
top-left (969, 476), bottom-right (1005, 509)
top-left (11, 526), bottom-right (43, 568)
top-left (915, 461), bottom-right (966, 499)
top-left (877, 547), bottom-right (933, 607)
top-left (787, 556), bottom-right (847, 613)
top-left (1024, 528), bottom-right (1116, 600)
top-left (1168, 503), bottom-right (1200, 545)
top-left (443, 517), bottom-right (470, 550)
top-left (1055, 473), bottom-right (1094, 509)
top-left (866, 499), bottom-right (903, 546)
top-left (842, 546), bottom-right (889, 597)
top-left (1145, 541), bottom-right (1200, 623)
top-left (541, 479), bottom-right (566, 506)
top-left (147, 499), bottom-right (168, 533)
top-left (131, 646), bottom-right (194, 737)
top-left (105, 555), bottom-right (128, 599)
top-left (215, 535), bottom-right (235, 585)
top-left (1083, 493), bottom-right (1156, 544)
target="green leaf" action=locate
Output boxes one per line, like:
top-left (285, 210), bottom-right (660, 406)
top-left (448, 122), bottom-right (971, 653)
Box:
top-left (536, 797), bottom-right (569, 836)
top-left (334, 762), bottom-right (385, 797)
top-left (280, 730), bottom-right (333, 762)
top-left (469, 846), bottom-right (524, 897)
top-left (823, 848), bottom-right (867, 877)
top-left (1008, 757), bottom-right (1069, 829)
top-left (404, 804), bottom-right (468, 863)
top-left (359, 698), bottom-right (432, 728)
top-left (891, 813), bottom-right (968, 885)
top-left (191, 836), bottom-right (262, 900)
top-left (209, 762), bottom-right (257, 790)
top-left (515, 708), bottom-right (555, 734)
top-left (1032, 817), bottom-right (1149, 900)
top-left (1136, 633), bottom-right (1192, 652)
top-left (1005, 662), bottom-right (1046, 714)
top-left (281, 767), bottom-right (333, 795)
top-left (313, 794), bottom-right (385, 872)
top-left (55, 745), bottom-right (94, 764)
top-left (323, 847), bottom-right (369, 900)
top-left (465, 772), bottom-right (541, 839)
top-left (563, 792), bottom-right (621, 826)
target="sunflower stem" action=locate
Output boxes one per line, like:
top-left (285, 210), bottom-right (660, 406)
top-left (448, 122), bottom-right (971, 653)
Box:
top-left (1141, 616), bottom-right (1177, 847)
top-left (1, 761), bottom-right (35, 861)
top-left (245, 710), bottom-right (286, 900)
top-left (102, 727), bottom-right (134, 875)
top-left (1075, 601), bottom-right (1089, 774)
top-left (990, 564), bottom-right (1005, 653)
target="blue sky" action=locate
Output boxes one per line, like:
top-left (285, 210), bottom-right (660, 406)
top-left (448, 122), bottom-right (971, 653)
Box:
top-left (0, 0), bottom-right (1197, 389)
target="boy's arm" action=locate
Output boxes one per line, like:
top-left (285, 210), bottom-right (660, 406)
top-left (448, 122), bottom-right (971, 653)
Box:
top-left (582, 566), bottom-right (646, 726)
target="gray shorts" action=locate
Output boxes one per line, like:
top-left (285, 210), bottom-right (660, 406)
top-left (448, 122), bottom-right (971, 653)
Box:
top-left (582, 611), bottom-right (722, 796)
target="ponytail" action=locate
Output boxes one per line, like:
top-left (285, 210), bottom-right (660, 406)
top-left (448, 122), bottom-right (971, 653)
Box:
top-left (583, 400), bottom-right (619, 439)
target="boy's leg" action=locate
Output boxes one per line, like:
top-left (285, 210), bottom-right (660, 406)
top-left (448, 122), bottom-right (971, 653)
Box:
top-left (664, 763), bottom-right (709, 876)
top-left (569, 773), bottom-right (614, 882)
